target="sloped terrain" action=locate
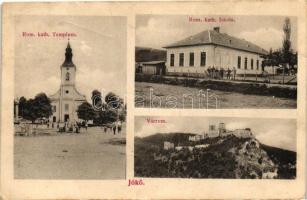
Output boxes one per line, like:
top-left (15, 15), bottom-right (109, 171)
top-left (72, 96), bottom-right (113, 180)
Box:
top-left (134, 133), bottom-right (296, 179)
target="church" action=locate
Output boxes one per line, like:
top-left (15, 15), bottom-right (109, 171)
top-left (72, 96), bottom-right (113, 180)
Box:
top-left (49, 41), bottom-right (86, 124)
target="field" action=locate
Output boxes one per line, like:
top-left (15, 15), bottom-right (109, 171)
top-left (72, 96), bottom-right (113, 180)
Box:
top-left (14, 126), bottom-right (126, 179)
top-left (135, 82), bottom-right (296, 109)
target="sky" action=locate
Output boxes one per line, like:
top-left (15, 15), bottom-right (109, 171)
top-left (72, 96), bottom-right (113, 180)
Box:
top-left (14, 16), bottom-right (127, 101)
top-left (135, 116), bottom-right (296, 151)
top-left (136, 15), bottom-right (297, 51)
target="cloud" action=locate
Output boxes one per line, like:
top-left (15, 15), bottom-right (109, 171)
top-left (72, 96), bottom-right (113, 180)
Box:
top-left (256, 123), bottom-right (296, 151)
top-left (135, 117), bottom-right (296, 151)
top-left (80, 41), bottom-right (92, 55)
top-left (76, 66), bottom-right (126, 102)
top-left (136, 17), bottom-right (187, 49)
top-left (239, 28), bottom-right (283, 51)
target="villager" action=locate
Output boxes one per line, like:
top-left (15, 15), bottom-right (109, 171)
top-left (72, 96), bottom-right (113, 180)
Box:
top-left (207, 67), bottom-right (212, 78)
top-left (85, 121), bottom-right (88, 131)
top-left (212, 67), bottom-right (215, 78)
top-left (220, 68), bottom-right (224, 79)
top-left (113, 125), bottom-right (116, 135)
top-left (118, 124), bottom-right (122, 134)
top-left (215, 68), bottom-right (219, 79)
top-left (227, 68), bottom-right (231, 79)
top-left (232, 67), bottom-right (236, 80)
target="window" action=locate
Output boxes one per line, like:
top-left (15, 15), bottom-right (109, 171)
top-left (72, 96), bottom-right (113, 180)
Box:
top-left (66, 72), bottom-right (70, 81)
top-left (209, 125), bottom-right (215, 131)
top-left (170, 54), bottom-right (174, 67)
top-left (65, 104), bottom-right (69, 111)
top-left (237, 56), bottom-right (241, 69)
top-left (189, 53), bottom-right (194, 66)
top-left (179, 53), bottom-right (184, 66)
top-left (244, 57), bottom-right (248, 69)
top-left (66, 90), bottom-right (69, 94)
top-left (200, 52), bottom-right (206, 66)
top-left (256, 60), bottom-right (259, 70)
top-left (52, 105), bottom-right (56, 112)
top-left (251, 59), bottom-right (254, 70)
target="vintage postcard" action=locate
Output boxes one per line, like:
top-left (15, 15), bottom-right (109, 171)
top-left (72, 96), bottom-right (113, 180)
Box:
top-left (1, 1), bottom-right (306, 199)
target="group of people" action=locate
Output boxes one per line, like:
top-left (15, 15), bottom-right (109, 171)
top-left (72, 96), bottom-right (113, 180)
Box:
top-left (56, 121), bottom-right (84, 133)
top-left (47, 119), bottom-right (124, 135)
top-left (103, 121), bottom-right (122, 135)
top-left (207, 67), bottom-right (236, 80)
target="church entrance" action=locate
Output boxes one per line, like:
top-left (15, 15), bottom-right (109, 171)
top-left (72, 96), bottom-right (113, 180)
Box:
top-left (64, 114), bottom-right (69, 122)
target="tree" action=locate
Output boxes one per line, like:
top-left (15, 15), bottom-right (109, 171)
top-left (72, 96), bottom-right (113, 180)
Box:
top-left (96, 109), bottom-right (117, 125)
top-left (91, 89), bottom-right (102, 110)
top-left (77, 102), bottom-right (96, 122)
top-left (18, 96), bottom-right (27, 117)
top-left (261, 18), bottom-right (297, 83)
top-left (105, 92), bottom-right (124, 110)
top-left (22, 93), bottom-right (52, 123)
top-left (281, 17), bottom-right (292, 84)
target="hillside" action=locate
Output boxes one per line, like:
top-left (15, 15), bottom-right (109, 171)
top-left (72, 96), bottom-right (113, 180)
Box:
top-left (135, 46), bottom-right (166, 62)
top-left (134, 133), bottom-right (296, 179)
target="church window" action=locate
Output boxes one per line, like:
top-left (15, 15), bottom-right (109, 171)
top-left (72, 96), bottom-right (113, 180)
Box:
top-left (65, 104), bottom-right (69, 111)
top-left (66, 72), bottom-right (70, 81)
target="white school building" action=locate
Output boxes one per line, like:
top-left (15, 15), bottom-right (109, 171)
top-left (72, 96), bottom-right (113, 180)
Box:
top-left (164, 27), bottom-right (268, 76)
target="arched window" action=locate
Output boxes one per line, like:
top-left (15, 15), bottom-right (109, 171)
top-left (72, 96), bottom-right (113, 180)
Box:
top-left (66, 72), bottom-right (70, 81)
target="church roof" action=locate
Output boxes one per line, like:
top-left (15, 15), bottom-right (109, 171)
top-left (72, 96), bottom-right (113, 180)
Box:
top-left (163, 28), bottom-right (268, 55)
top-left (62, 41), bottom-right (76, 67)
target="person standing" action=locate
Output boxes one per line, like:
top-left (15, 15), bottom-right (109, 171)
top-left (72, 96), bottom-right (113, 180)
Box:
top-left (85, 121), bottom-right (88, 131)
top-left (220, 68), bottom-right (224, 79)
top-left (113, 124), bottom-right (116, 135)
top-left (207, 67), bottom-right (211, 78)
top-left (232, 67), bottom-right (236, 80)
top-left (227, 68), bottom-right (231, 79)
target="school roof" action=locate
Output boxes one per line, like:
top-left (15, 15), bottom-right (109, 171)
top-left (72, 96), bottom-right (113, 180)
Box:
top-left (163, 28), bottom-right (268, 55)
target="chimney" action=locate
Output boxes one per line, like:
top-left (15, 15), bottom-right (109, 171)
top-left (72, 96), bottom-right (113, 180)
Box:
top-left (213, 27), bottom-right (220, 33)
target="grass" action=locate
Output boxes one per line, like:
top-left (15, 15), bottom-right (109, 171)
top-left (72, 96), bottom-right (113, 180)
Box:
top-left (135, 82), bottom-right (297, 109)
top-left (135, 74), bottom-right (297, 99)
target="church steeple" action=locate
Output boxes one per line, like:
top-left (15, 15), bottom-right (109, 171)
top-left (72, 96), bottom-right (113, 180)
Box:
top-left (62, 40), bottom-right (75, 66)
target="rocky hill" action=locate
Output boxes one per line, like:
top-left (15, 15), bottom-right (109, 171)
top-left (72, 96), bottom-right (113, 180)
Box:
top-left (134, 133), bottom-right (296, 179)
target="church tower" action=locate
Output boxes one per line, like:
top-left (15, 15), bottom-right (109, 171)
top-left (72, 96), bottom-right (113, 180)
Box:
top-left (49, 41), bottom-right (86, 124)
top-left (61, 41), bottom-right (76, 87)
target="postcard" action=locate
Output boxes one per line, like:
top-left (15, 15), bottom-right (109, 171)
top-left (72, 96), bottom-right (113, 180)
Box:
top-left (1, 1), bottom-right (306, 199)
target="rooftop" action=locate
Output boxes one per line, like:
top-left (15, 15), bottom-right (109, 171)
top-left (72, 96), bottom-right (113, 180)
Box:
top-left (163, 27), bottom-right (268, 55)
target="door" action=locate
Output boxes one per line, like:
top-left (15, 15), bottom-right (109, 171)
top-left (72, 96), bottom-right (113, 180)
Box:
top-left (64, 114), bottom-right (69, 122)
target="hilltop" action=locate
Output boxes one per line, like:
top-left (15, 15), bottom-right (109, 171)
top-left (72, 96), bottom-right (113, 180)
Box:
top-left (135, 46), bottom-right (166, 62)
top-left (134, 133), bottom-right (296, 179)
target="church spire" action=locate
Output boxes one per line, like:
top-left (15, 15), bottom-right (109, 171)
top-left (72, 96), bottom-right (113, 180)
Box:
top-left (62, 39), bottom-right (74, 66)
